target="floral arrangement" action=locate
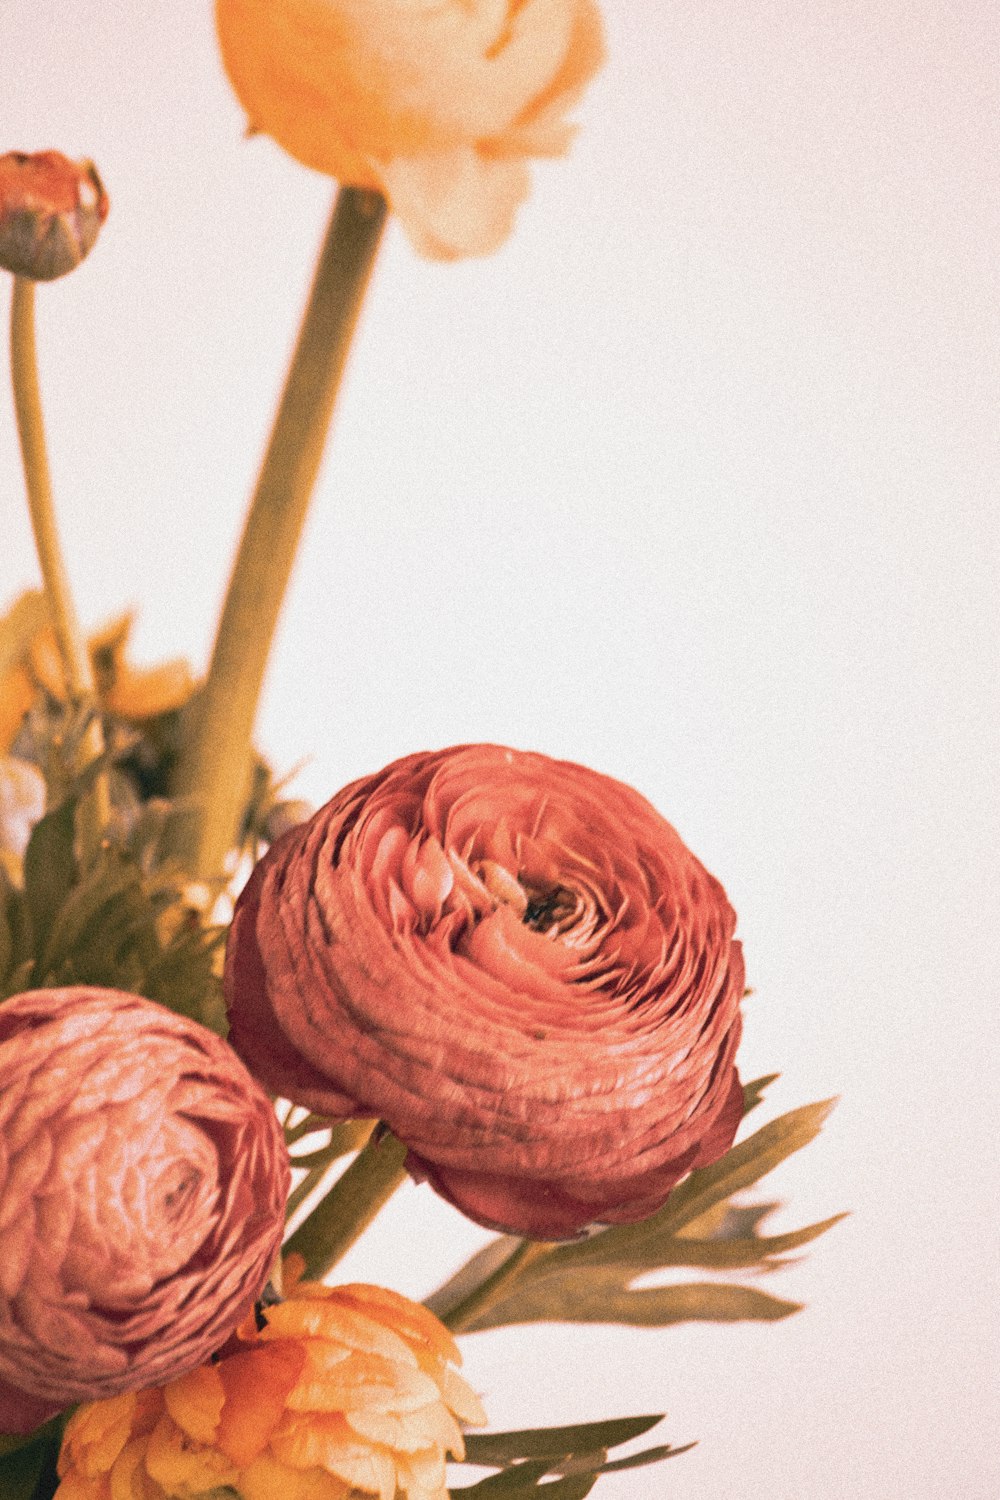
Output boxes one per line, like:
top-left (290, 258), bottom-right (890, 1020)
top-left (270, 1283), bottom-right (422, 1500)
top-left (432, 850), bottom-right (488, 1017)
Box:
top-left (0, 5), bottom-right (840, 1498)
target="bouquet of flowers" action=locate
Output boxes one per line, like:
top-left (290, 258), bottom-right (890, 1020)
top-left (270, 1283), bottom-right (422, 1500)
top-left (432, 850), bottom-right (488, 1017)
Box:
top-left (0, 4), bottom-right (840, 1497)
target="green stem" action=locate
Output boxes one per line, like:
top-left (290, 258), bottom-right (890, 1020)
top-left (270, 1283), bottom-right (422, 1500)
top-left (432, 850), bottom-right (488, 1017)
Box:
top-left (285, 1128), bottom-right (408, 1281)
top-left (168, 187), bottom-right (388, 878)
top-left (10, 276), bottom-right (109, 858)
top-left (442, 1238), bottom-right (554, 1334)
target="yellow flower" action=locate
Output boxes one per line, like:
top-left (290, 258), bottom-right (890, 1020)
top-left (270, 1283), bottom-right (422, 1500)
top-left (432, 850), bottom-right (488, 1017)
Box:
top-left (215, 0), bottom-right (605, 258)
top-left (0, 601), bottom-right (195, 754)
top-left (56, 1261), bottom-right (486, 1500)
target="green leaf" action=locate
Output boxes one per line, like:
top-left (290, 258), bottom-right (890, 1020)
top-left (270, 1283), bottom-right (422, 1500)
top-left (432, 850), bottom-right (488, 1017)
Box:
top-left (37, 852), bottom-right (143, 976)
top-left (550, 1099), bottom-right (839, 1274)
top-left (626, 1213), bottom-right (848, 1271)
top-left (0, 890), bottom-right (12, 985)
top-left (0, 1432), bottom-right (53, 1500)
top-left (425, 1236), bottom-right (523, 1324)
top-left (452, 1460), bottom-right (553, 1494)
top-left (22, 799), bottom-right (77, 959)
top-left (465, 1267), bottom-right (802, 1330)
top-left (463, 1415), bottom-right (664, 1467)
top-left (451, 1465), bottom-right (597, 1498)
top-left (438, 1100), bottom-right (840, 1334)
top-left (597, 1442), bottom-right (697, 1473)
top-left (742, 1073), bottom-right (780, 1115)
top-left (654, 1098), bottom-right (838, 1234)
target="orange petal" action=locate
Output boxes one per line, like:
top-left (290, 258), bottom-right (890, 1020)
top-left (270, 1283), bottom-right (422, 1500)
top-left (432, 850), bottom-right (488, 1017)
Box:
top-left (27, 624), bottom-right (67, 699)
top-left (217, 1337), bottom-right (307, 1467)
top-left (262, 1301), bottom-right (417, 1367)
top-left (162, 1361), bottom-right (225, 1445)
top-left (0, 665), bottom-right (35, 752)
top-left (327, 1286), bottom-right (461, 1367)
top-left (240, 1454), bottom-right (352, 1500)
top-left (102, 659), bottom-right (197, 719)
top-left (108, 1435), bottom-right (161, 1500)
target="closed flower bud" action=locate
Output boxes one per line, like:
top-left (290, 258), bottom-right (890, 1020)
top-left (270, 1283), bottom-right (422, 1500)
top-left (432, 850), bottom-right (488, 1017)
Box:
top-left (0, 986), bottom-right (289, 1432)
top-left (56, 1262), bottom-right (486, 1499)
top-left (225, 745), bottom-right (746, 1240)
top-left (0, 150), bottom-right (108, 281)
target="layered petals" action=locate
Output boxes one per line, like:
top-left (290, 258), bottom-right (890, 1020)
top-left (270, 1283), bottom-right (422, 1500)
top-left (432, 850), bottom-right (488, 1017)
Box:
top-left (224, 745), bottom-right (745, 1239)
top-left (55, 1266), bottom-right (485, 1500)
top-left (215, 0), bottom-right (605, 257)
top-left (0, 986), bottom-right (289, 1431)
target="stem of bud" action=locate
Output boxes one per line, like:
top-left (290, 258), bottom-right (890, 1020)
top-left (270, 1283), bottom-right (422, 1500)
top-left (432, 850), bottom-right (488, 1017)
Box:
top-left (167, 186), bottom-right (388, 878)
top-left (9, 276), bottom-right (109, 859)
top-left (284, 1128), bottom-right (408, 1281)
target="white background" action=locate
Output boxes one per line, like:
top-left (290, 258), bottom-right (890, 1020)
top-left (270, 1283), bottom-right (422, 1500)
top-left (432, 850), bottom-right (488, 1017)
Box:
top-left (2, 2), bottom-right (998, 1495)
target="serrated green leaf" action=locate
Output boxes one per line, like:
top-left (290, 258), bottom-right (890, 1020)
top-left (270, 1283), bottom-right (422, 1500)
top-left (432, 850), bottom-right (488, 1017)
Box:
top-left (655, 1099), bottom-right (838, 1235)
top-left (742, 1073), bottom-right (780, 1115)
top-left (450, 1465), bottom-right (597, 1499)
top-left (545, 1099), bottom-right (839, 1277)
top-left (22, 799), bottom-right (77, 957)
top-left (462, 1415), bottom-right (664, 1467)
top-left (37, 853), bottom-right (143, 975)
top-left (470, 1273), bottom-right (801, 1330)
top-left (451, 1460), bottom-right (553, 1494)
top-left (596, 1442), bottom-right (697, 1473)
top-left (1, 958), bottom-right (36, 1001)
top-left (437, 1099), bottom-right (839, 1336)
top-left (621, 1213), bottom-right (847, 1271)
top-left (425, 1236), bottom-right (523, 1324)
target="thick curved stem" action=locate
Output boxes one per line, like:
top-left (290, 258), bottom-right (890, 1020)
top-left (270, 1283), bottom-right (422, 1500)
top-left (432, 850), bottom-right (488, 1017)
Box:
top-left (285, 1129), bottom-right (408, 1281)
top-left (168, 187), bottom-right (388, 878)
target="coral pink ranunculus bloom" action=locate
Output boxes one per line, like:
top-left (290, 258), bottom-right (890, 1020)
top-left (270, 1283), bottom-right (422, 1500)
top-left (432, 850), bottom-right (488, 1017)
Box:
top-left (0, 986), bottom-right (289, 1433)
top-left (225, 746), bottom-right (745, 1239)
top-left (214, 0), bottom-right (605, 258)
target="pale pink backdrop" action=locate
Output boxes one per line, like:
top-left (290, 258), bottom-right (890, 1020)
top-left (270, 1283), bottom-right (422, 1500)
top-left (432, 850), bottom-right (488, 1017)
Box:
top-left (2, 2), bottom-right (998, 1495)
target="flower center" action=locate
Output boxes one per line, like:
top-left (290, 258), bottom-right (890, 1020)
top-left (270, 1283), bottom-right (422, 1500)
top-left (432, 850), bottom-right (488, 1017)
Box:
top-left (522, 885), bottom-right (577, 933)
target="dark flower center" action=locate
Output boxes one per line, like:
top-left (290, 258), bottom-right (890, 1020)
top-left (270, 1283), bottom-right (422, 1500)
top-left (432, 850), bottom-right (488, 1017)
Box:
top-left (522, 885), bottom-right (577, 932)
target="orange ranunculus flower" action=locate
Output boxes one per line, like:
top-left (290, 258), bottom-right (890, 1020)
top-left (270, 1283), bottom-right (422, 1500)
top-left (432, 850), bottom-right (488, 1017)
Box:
top-left (55, 1262), bottom-right (486, 1500)
top-left (0, 986), bottom-right (289, 1433)
top-left (215, 0), bottom-right (605, 258)
top-left (224, 745), bottom-right (746, 1240)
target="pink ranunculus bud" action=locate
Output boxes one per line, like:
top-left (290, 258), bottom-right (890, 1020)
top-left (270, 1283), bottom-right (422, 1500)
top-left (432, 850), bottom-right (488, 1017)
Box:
top-left (224, 745), bottom-right (745, 1240)
top-left (0, 150), bottom-right (108, 281)
top-left (0, 986), bottom-right (289, 1433)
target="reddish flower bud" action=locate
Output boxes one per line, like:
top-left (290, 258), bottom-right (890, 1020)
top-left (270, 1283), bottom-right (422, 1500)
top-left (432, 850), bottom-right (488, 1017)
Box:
top-left (0, 150), bottom-right (108, 281)
top-left (225, 745), bottom-right (746, 1240)
top-left (0, 986), bottom-right (289, 1432)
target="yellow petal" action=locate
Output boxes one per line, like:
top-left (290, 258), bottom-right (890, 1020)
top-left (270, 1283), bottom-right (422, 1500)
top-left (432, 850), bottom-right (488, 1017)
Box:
top-left (142, 1414), bottom-right (238, 1496)
top-left (288, 1351), bottom-right (440, 1415)
top-left (270, 1413), bottom-right (397, 1500)
top-left (163, 1362), bottom-right (226, 1446)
